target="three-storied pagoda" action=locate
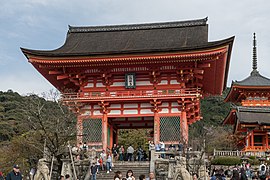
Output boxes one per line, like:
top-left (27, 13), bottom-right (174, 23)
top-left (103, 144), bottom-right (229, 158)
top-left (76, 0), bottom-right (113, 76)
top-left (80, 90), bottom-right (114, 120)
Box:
top-left (21, 18), bottom-right (234, 151)
top-left (223, 33), bottom-right (270, 152)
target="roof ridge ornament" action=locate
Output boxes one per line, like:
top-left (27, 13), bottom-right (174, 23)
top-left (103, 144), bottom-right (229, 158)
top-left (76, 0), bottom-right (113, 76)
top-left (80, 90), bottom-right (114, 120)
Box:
top-left (68, 18), bottom-right (208, 33)
top-left (251, 33), bottom-right (259, 76)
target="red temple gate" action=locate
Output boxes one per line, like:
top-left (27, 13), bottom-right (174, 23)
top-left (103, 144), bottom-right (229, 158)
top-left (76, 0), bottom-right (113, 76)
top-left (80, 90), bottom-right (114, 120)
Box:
top-left (21, 18), bottom-right (234, 151)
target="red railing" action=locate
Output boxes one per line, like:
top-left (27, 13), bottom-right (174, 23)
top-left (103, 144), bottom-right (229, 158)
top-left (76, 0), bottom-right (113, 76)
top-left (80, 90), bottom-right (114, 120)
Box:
top-left (61, 88), bottom-right (201, 102)
top-left (243, 146), bottom-right (270, 152)
top-left (242, 100), bottom-right (270, 106)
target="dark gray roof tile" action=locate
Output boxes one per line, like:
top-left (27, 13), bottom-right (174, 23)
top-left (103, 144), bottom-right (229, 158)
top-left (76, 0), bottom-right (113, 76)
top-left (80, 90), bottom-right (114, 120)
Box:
top-left (233, 70), bottom-right (270, 86)
top-left (236, 106), bottom-right (270, 125)
top-left (21, 18), bottom-right (229, 57)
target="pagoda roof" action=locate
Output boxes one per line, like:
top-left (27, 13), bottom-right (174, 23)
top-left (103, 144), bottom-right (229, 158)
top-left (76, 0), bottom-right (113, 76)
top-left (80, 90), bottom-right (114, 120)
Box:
top-left (21, 17), bottom-right (230, 57)
top-left (236, 106), bottom-right (270, 124)
top-left (233, 70), bottom-right (270, 87)
top-left (223, 106), bottom-right (270, 133)
top-left (225, 33), bottom-right (270, 102)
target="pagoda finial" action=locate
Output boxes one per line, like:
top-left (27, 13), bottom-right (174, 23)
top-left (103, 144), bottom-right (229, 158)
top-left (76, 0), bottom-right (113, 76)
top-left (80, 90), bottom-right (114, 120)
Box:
top-left (252, 32), bottom-right (258, 72)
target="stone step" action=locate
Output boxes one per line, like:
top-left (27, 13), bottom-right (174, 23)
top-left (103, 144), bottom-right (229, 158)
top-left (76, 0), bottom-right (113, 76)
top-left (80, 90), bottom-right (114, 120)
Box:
top-left (96, 161), bottom-right (150, 180)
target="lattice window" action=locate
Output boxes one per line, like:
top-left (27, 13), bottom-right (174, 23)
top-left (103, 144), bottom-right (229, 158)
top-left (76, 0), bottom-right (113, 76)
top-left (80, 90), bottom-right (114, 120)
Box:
top-left (160, 116), bottom-right (181, 142)
top-left (82, 118), bottom-right (102, 143)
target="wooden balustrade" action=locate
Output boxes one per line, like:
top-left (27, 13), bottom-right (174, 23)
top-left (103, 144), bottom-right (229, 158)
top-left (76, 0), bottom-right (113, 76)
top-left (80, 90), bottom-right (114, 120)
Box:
top-left (61, 88), bottom-right (201, 102)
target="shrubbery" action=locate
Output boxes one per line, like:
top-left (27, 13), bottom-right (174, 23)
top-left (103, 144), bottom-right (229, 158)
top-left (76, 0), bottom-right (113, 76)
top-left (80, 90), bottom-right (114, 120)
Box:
top-left (211, 156), bottom-right (270, 166)
top-left (211, 157), bottom-right (241, 166)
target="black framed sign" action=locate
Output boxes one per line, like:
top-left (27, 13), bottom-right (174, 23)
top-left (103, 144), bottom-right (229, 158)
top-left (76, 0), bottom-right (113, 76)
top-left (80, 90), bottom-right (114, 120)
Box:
top-left (125, 73), bottom-right (136, 89)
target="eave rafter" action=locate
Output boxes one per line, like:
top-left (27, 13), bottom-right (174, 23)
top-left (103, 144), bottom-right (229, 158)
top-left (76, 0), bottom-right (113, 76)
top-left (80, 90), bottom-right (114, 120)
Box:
top-left (176, 60), bottom-right (208, 89)
top-left (236, 91), bottom-right (245, 102)
top-left (150, 99), bottom-right (162, 113)
top-left (101, 70), bottom-right (113, 87)
top-left (177, 96), bottom-right (201, 124)
top-left (49, 70), bottom-right (63, 75)
top-left (51, 68), bottom-right (88, 87)
top-left (28, 46), bottom-right (228, 67)
top-left (62, 100), bottom-right (83, 114)
top-left (228, 85), bottom-right (270, 103)
top-left (149, 68), bottom-right (161, 86)
top-left (98, 101), bottom-right (110, 114)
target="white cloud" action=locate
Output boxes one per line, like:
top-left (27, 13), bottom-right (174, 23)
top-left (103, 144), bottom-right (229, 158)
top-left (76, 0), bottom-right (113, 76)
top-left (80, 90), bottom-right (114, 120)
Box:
top-left (1, 0), bottom-right (270, 94)
top-left (0, 71), bottom-right (56, 96)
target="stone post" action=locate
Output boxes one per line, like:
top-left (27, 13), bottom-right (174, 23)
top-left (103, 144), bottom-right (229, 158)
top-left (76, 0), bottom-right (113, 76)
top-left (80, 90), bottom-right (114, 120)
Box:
top-left (150, 149), bottom-right (156, 173)
top-left (61, 159), bottom-right (73, 179)
top-left (168, 159), bottom-right (176, 179)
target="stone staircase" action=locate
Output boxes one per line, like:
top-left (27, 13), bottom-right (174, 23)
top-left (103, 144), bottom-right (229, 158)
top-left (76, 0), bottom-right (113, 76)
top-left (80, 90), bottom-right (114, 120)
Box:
top-left (96, 161), bottom-right (150, 180)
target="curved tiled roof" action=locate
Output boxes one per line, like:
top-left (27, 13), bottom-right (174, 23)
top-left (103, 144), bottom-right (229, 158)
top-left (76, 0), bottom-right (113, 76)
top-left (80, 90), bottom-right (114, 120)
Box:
top-left (236, 106), bottom-right (270, 125)
top-left (233, 70), bottom-right (270, 86)
top-left (20, 18), bottom-right (232, 57)
top-left (223, 106), bottom-right (270, 126)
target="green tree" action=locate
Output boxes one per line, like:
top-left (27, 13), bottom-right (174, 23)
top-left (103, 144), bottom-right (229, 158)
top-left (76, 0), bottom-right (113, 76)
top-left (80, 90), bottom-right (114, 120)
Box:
top-left (0, 90), bottom-right (76, 177)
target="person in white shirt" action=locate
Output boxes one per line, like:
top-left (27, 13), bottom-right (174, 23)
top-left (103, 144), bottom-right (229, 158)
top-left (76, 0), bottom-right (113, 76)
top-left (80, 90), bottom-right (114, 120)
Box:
top-left (100, 150), bottom-right (106, 171)
top-left (127, 145), bottom-right (134, 161)
top-left (159, 141), bottom-right (165, 158)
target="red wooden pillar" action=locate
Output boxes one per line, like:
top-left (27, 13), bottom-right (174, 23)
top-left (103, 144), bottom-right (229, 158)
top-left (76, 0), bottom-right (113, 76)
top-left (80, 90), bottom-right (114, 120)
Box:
top-left (251, 131), bottom-right (254, 149)
top-left (262, 132), bottom-right (266, 150)
top-left (102, 113), bottom-right (108, 152)
top-left (266, 131), bottom-right (268, 150)
top-left (115, 129), bottom-right (119, 145)
top-left (77, 115), bottom-right (83, 145)
top-left (246, 133), bottom-right (250, 150)
top-left (181, 111), bottom-right (188, 146)
top-left (110, 124), bottom-right (113, 149)
top-left (154, 111), bottom-right (160, 145)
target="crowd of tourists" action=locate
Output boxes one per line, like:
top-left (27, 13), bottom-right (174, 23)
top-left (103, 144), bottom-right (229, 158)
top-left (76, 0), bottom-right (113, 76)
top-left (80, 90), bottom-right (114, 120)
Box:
top-left (4, 143), bottom-right (270, 180)
top-left (85, 141), bottom-right (184, 180)
top-left (87, 145), bottom-right (158, 180)
top-left (206, 163), bottom-right (270, 180)
top-left (112, 170), bottom-right (156, 180)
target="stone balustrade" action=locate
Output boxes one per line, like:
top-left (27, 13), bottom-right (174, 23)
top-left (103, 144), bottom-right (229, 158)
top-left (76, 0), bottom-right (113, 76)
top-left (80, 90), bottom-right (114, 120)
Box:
top-left (213, 149), bottom-right (266, 157)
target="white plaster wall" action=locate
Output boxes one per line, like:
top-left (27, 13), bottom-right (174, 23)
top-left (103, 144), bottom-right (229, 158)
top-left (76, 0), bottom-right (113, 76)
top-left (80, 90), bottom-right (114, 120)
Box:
top-left (123, 109), bottom-right (138, 114)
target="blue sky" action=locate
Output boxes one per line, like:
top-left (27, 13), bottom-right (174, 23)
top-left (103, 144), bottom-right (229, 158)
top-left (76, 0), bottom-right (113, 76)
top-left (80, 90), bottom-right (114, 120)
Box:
top-left (1, 0), bottom-right (270, 95)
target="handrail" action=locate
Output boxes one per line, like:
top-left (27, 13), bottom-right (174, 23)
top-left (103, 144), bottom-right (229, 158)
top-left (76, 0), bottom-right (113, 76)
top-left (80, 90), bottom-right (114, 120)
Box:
top-left (61, 88), bottom-right (201, 101)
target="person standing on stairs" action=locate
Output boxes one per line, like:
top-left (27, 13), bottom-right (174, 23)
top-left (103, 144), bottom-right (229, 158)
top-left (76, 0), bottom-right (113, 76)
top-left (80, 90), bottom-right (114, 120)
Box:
top-left (90, 162), bottom-right (98, 180)
top-left (106, 152), bottom-right (112, 173)
top-left (112, 144), bottom-right (119, 161)
top-left (99, 150), bottom-right (106, 171)
top-left (118, 145), bottom-right (125, 161)
top-left (127, 145), bottom-right (134, 161)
